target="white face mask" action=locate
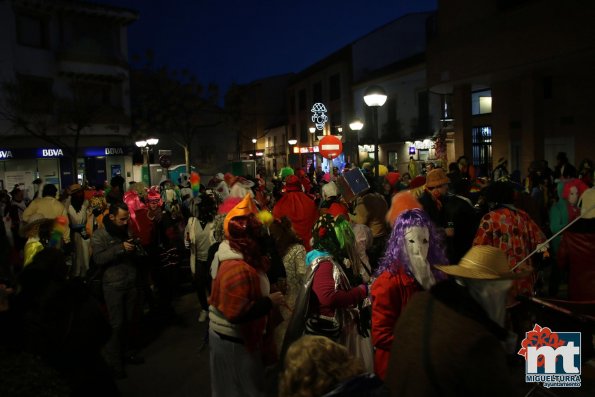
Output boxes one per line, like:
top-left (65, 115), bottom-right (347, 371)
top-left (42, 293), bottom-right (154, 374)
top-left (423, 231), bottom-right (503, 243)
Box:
top-left (465, 279), bottom-right (512, 327)
top-left (568, 186), bottom-right (579, 206)
top-left (404, 226), bottom-right (435, 290)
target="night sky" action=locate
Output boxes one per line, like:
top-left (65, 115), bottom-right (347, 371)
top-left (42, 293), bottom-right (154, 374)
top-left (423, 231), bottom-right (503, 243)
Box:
top-left (95, 0), bottom-right (436, 94)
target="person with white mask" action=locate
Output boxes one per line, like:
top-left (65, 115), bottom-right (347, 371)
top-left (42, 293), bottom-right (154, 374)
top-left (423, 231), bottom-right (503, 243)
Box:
top-left (371, 206), bottom-right (448, 380)
top-left (386, 245), bottom-right (529, 397)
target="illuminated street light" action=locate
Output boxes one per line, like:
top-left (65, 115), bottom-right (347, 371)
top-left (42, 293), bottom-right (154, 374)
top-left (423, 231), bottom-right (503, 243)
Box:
top-left (363, 85), bottom-right (387, 177)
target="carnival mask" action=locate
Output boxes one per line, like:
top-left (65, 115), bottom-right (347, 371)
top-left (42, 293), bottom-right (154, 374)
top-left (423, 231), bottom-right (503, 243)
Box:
top-left (404, 226), bottom-right (435, 290)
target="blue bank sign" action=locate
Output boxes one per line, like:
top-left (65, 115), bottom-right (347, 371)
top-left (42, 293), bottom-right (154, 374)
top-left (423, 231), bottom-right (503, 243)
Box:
top-left (0, 147), bottom-right (128, 159)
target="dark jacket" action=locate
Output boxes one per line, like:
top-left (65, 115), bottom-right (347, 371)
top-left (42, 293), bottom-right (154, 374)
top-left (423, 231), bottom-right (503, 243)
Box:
top-left (444, 195), bottom-right (481, 263)
top-left (90, 220), bottom-right (136, 287)
top-left (322, 373), bottom-right (389, 397)
top-left (386, 280), bottom-right (517, 397)
top-left (418, 190), bottom-right (447, 228)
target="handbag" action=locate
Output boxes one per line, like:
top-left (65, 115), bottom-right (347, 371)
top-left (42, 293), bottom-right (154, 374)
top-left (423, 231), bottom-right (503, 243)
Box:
top-left (304, 314), bottom-right (341, 340)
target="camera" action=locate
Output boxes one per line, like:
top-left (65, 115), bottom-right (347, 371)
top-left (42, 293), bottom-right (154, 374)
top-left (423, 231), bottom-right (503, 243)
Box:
top-left (127, 238), bottom-right (147, 257)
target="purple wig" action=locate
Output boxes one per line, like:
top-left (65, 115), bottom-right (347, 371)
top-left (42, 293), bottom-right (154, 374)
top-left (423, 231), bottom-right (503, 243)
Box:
top-left (376, 208), bottom-right (447, 280)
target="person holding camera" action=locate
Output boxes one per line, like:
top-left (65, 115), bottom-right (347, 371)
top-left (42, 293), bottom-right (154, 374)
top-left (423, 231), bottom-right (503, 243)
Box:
top-left (90, 202), bottom-right (143, 379)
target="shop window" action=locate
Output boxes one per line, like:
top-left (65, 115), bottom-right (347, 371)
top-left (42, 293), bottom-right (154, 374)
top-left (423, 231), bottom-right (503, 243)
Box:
top-left (472, 89), bottom-right (492, 115)
top-left (388, 151), bottom-right (398, 169)
top-left (16, 13), bottom-right (48, 49)
top-left (472, 126), bottom-right (493, 176)
top-left (329, 73), bottom-right (340, 101)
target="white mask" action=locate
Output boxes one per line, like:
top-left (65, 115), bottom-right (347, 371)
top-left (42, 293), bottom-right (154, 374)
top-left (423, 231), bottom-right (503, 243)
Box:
top-left (465, 279), bottom-right (512, 327)
top-left (568, 186), bottom-right (579, 206)
top-left (404, 226), bottom-right (435, 290)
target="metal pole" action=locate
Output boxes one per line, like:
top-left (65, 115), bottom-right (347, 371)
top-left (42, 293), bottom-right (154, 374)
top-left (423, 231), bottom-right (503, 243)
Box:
top-left (511, 203), bottom-right (595, 272)
top-left (146, 147), bottom-right (152, 187)
top-left (373, 107), bottom-right (379, 178)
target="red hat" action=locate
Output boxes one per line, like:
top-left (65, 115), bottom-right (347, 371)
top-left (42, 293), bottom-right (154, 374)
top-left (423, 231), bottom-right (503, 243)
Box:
top-left (409, 175), bottom-right (426, 189)
top-left (285, 175), bottom-right (302, 192)
top-left (327, 202), bottom-right (349, 219)
top-left (385, 172), bottom-right (401, 187)
top-left (147, 187), bottom-right (162, 205)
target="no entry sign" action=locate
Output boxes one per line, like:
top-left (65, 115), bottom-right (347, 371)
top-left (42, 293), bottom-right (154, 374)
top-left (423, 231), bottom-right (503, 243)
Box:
top-left (319, 135), bottom-right (343, 159)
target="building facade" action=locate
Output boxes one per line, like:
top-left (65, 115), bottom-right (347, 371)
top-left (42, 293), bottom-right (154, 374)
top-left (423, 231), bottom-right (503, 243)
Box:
top-left (426, 0), bottom-right (595, 177)
top-left (0, 0), bottom-right (137, 194)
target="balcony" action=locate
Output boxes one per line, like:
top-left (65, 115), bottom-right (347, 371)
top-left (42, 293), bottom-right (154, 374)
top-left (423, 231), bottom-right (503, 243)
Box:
top-left (265, 145), bottom-right (287, 158)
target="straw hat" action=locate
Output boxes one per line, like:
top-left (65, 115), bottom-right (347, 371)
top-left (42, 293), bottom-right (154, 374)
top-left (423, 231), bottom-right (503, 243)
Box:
top-left (435, 245), bottom-right (531, 280)
top-left (426, 168), bottom-right (449, 188)
top-left (68, 184), bottom-right (83, 194)
top-left (579, 187), bottom-right (595, 219)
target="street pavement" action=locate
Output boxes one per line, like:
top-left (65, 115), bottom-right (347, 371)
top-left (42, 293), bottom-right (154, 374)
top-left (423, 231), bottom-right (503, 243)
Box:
top-left (116, 292), bottom-right (211, 397)
top-left (114, 291), bottom-right (595, 397)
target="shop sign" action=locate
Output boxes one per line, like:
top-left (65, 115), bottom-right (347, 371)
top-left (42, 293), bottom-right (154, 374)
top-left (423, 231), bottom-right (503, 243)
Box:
top-left (0, 150), bottom-right (13, 159)
top-left (293, 146), bottom-right (320, 154)
top-left (39, 148), bottom-right (64, 157)
top-left (105, 147), bottom-right (124, 155)
top-left (83, 147), bottom-right (126, 157)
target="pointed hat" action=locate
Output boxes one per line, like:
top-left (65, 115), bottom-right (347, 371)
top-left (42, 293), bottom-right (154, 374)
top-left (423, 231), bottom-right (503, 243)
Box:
top-left (224, 193), bottom-right (259, 238)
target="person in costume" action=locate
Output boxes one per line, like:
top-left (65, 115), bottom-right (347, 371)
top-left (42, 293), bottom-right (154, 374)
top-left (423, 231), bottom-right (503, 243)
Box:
top-left (558, 187), bottom-right (595, 301)
top-left (284, 213), bottom-right (372, 371)
top-left (85, 191), bottom-right (108, 238)
top-left (208, 194), bottom-right (285, 397)
top-left (272, 175), bottom-right (318, 251)
top-left (418, 168), bottom-right (450, 228)
top-left (386, 246), bottom-right (526, 397)
top-left (225, 173), bottom-right (255, 199)
top-left (473, 181), bottom-right (547, 301)
top-left (371, 203), bottom-right (447, 379)
top-left (65, 184), bottom-right (91, 278)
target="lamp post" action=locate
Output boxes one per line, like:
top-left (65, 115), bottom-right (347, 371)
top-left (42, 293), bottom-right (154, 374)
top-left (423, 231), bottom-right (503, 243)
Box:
top-left (135, 137), bottom-right (159, 187)
top-left (363, 85), bottom-right (387, 177)
top-left (349, 119), bottom-right (364, 166)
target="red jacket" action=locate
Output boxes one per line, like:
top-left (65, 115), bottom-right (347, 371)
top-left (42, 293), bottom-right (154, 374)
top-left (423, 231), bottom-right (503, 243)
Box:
top-left (558, 219), bottom-right (595, 301)
top-left (371, 267), bottom-right (422, 379)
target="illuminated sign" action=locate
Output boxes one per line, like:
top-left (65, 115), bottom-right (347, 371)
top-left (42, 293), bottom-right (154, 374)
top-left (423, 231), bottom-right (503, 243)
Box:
top-left (409, 147), bottom-right (416, 155)
top-left (84, 147), bottom-right (126, 157)
top-left (293, 146), bottom-right (319, 154)
top-left (311, 103), bottom-right (328, 131)
top-left (40, 148), bottom-right (64, 157)
top-left (105, 147), bottom-right (124, 155)
top-left (0, 150), bottom-right (13, 159)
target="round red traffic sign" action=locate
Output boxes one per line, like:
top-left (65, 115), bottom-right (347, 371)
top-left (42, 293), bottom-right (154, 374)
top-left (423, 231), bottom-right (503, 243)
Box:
top-left (318, 135), bottom-right (343, 159)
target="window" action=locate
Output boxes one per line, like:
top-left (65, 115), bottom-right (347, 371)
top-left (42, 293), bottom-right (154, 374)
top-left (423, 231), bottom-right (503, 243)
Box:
top-left (298, 89), bottom-right (306, 110)
top-left (472, 126), bottom-right (493, 176)
top-left (75, 82), bottom-right (111, 107)
top-left (329, 74), bottom-right (341, 100)
top-left (388, 151), bottom-right (398, 169)
top-left (472, 89), bottom-right (492, 115)
top-left (16, 14), bottom-right (48, 48)
top-left (440, 94), bottom-right (453, 121)
top-left (18, 75), bottom-right (53, 113)
top-left (313, 81), bottom-right (322, 102)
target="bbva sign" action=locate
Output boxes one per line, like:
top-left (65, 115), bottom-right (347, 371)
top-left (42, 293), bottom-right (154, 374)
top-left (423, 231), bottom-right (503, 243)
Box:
top-left (42, 149), bottom-right (64, 157)
top-left (0, 150), bottom-right (14, 159)
top-left (105, 147), bottom-right (124, 155)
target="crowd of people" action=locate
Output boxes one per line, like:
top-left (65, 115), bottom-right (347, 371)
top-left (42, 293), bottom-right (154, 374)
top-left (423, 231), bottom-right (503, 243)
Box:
top-left (0, 150), bottom-right (594, 396)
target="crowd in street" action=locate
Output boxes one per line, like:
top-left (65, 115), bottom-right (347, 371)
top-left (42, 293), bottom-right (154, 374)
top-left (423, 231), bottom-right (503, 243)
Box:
top-left (0, 151), bottom-right (594, 396)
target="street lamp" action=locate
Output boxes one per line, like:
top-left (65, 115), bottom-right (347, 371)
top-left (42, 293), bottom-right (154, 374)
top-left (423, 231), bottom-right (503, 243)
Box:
top-left (363, 85), bottom-right (387, 177)
top-left (349, 119), bottom-right (364, 165)
top-left (288, 139), bottom-right (297, 145)
top-left (135, 137), bottom-right (159, 186)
